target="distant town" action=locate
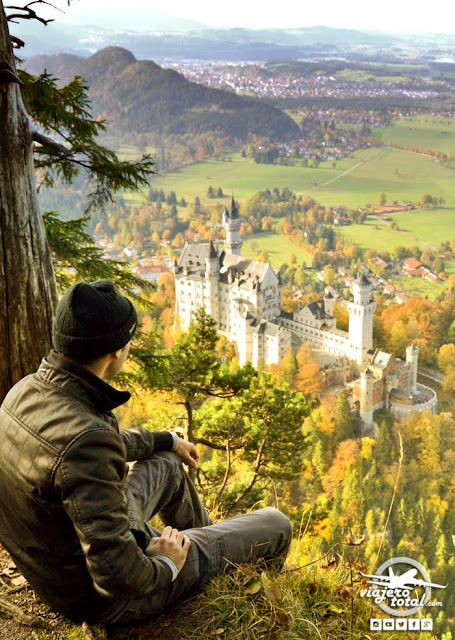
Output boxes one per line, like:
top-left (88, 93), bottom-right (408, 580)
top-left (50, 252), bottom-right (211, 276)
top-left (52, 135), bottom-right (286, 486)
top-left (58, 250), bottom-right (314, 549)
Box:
top-left (166, 61), bottom-right (448, 102)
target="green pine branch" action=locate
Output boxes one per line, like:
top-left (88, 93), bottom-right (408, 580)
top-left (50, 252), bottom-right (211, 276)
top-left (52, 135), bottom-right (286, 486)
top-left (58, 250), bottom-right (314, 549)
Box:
top-left (43, 211), bottom-right (155, 308)
top-left (19, 70), bottom-right (154, 211)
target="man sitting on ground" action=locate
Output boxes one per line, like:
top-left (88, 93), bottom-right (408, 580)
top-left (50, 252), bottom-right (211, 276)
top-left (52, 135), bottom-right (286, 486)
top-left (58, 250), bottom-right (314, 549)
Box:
top-left (0, 279), bottom-right (292, 624)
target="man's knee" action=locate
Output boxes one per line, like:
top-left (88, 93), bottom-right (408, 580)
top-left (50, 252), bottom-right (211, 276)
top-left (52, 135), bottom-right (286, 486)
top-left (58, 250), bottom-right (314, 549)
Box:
top-left (153, 449), bottom-right (182, 470)
top-left (126, 451), bottom-right (183, 502)
top-left (151, 450), bottom-right (184, 490)
top-left (259, 507), bottom-right (293, 547)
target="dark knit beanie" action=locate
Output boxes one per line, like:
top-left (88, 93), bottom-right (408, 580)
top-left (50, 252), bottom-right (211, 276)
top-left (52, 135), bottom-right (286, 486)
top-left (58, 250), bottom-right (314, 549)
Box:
top-left (52, 279), bottom-right (138, 359)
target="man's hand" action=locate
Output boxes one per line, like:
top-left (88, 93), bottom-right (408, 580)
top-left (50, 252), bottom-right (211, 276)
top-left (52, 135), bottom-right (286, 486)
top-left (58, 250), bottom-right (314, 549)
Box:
top-left (175, 439), bottom-right (199, 469)
top-left (145, 526), bottom-right (191, 573)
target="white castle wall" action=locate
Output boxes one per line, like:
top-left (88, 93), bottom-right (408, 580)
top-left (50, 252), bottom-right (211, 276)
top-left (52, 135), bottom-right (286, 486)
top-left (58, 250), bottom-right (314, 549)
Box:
top-left (389, 384), bottom-right (438, 422)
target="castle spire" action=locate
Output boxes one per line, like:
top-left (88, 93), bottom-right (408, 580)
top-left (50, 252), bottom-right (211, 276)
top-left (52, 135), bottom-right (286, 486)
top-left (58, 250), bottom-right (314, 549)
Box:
top-left (222, 193), bottom-right (242, 256)
top-left (229, 195), bottom-right (239, 219)
top-left (209, 239), bottom-right (217, 259)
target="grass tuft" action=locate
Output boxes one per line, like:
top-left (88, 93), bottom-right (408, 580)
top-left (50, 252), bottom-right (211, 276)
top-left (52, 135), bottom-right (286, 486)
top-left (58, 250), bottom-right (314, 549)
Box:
top-left (137, 539), bottom-right (413, 640)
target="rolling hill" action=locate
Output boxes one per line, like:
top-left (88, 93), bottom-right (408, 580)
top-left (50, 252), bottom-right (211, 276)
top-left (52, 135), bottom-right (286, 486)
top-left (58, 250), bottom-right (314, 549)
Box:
top-left (24, 47), bottom-right (300, 141)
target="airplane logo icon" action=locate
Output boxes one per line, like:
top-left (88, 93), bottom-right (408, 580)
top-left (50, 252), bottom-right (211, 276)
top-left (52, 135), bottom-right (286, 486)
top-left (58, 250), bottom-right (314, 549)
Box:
top-left (361, 567), bottom-right (447, 590)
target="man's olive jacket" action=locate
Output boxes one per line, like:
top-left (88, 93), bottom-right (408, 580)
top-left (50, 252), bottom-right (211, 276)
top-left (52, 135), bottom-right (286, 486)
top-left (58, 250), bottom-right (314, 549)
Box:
top-left (0, 350), bottom-right (174, 621)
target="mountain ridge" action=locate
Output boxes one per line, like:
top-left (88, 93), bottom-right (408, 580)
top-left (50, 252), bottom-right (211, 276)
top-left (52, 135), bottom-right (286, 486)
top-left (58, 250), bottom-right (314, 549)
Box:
top-left (24, 47), bottom-right (300, 142)
top-left (16, 22), bottom-right (410, 59)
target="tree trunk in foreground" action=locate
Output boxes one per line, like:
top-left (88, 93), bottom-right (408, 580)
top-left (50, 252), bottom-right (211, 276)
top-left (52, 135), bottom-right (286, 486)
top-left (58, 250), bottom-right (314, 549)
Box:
top-left (0, 1), bottom-right (58, 403)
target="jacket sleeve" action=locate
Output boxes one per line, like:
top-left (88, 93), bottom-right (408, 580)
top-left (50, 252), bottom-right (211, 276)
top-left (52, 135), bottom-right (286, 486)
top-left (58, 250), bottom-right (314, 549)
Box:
top-left (55, 427), bottom-right (173, 599)
top-left (119, 427), bottom-right (173, 462)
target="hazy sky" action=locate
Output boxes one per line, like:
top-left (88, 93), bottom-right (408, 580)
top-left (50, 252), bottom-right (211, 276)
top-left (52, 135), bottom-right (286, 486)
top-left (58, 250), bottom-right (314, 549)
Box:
top-left (46, 0), bottom-right (454, 34)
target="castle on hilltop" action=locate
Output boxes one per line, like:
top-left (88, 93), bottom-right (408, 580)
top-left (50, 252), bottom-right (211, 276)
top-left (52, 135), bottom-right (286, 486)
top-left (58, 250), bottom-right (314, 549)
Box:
top-left (174, 197), bottom-right (437, 428)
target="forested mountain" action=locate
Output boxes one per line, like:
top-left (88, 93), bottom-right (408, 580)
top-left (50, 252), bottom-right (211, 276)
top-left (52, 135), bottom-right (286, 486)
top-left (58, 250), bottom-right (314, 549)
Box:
top-left (25, 47), bottom-right (300, 141)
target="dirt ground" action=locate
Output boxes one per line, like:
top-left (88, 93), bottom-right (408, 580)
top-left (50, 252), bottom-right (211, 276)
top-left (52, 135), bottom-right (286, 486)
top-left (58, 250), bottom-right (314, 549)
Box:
top-left (0, 545), bottom-right (180, 640)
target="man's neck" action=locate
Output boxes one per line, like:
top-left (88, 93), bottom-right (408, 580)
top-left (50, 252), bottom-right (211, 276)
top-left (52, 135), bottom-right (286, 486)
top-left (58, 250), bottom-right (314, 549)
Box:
top-left (83, 358), bottom-right (110, 381)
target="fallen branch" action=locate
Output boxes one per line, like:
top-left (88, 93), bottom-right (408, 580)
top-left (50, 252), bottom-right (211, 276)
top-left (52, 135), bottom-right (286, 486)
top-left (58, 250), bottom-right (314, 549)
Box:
top-left (0, 576), bottom-right (10, 589)
top-left (7, 581), bottom-right (29, 595)
top-left (0, 597), bottom-right (51, 629)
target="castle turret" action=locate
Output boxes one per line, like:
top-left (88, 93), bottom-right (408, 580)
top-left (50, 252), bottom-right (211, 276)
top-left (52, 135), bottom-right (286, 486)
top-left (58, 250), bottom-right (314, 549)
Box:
top-left (222, 195), bottom-right (242, 256)
top-left (406, 344), bottom-right (419, 394)
top-left (205, 240), bottom-right (219, 276)
top-left (205, 240), bottom-right (219, 324)
top-left (323, 290), bottom-right (334, 317)
top-left (360, 368), bottom-right (374, 427)
top-left (347, 275), bottom-right (376, 366)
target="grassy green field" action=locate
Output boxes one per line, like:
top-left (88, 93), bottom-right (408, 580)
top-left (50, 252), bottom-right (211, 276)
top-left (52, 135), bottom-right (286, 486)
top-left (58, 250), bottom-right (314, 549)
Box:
top-left (308, 147), bottom-right (455, 208)
top-left (335, 69), bottom-right (408, 83)
top-left (242, 233), bottom-right (312, 268)
top-left (127, 149), bottom-right (376, 208)
top-left (118, 144), bottom-right (156, 159)
top-left (122, 146), bottom-right (455, 211)
top-left (333, 219), bottom-right (417, 253)
top-left (335, 208), bottom-right (455, 252)
top-left (391, 275), bottom-right (445, 300)
top-left (388, 208), bottom-right (455, 246)
top-left (371, 115), bottom-right (455, 155)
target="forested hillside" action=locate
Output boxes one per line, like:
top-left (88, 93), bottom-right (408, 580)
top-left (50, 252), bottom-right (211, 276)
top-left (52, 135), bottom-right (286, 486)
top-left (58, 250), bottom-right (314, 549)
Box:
top-left (24, 47), bottom-right (300, 141)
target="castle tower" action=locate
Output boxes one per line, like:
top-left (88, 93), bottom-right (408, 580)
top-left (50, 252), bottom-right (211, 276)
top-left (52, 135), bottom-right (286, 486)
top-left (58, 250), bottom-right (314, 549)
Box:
top-left (205, 240), bottom-right (219, 276)
top-left (347, 275), bottom-right (377, 366)
top-left (360, 368), bottom-right (374, 427)
top-left (222, 195), bottom-right (242, 256)
top-left (323, 290), bottom-right (334, 317)
top-left (205, 240), bottom-right (219, 324)
top-left (406, 344), bottom-right (419, 394)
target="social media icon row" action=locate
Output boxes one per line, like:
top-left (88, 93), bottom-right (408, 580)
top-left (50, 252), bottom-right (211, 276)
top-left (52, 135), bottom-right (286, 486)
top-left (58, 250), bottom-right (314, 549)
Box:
top-left (370, 618), bottom-right (433, 631)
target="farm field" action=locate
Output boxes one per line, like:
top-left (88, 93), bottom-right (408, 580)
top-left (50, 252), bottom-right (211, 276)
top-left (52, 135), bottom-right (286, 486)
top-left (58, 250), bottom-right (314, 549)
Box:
top-left (242, 233), bottom-right (312, 268)
top-left (388, 208), bottom-right (455, 247)
top-left (334, 218), bottom-right (418, 253)
top-left (306, 148), bottom-right (455, 208)
top-left (371, 115), bottom-right (455, 155)
top-left (391, 275), bottom-right (445, 301)
top-left (335, 69), bottom-right (408, 82)
top-left (335, 208), bottom-right (455, 253)
top-left (121, 148), bottom-right (378, 207)
top-left (122, 146), bottom-right (455, 211)
top-left (118, 144), bottom-right (156, 160)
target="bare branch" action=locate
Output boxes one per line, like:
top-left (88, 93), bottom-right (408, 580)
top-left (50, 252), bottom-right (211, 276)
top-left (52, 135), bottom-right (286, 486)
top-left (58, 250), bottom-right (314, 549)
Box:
top-left (0, 61), bottom-right (24, 85)
top-left (193, 437), bottom-right (242, 451)
top-left (215, 438), bottom-right (230, 503)
top-left (198, 386), bottom-right (237, 398)
top-left (228, 439), bottom-right (266, 510)
top-left (32, 131), bottom-right (70, 156)
top-left (6, 1), bottom-right (64, 25)
top-left (283, 544), bottom-right (340, 574)
top-left (10, 35), bottom-right (25, 48)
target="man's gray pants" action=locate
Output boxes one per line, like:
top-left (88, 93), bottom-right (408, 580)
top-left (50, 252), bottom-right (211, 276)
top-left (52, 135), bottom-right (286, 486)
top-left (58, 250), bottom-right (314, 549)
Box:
top-left (100, 451), bottom-right (292, 624)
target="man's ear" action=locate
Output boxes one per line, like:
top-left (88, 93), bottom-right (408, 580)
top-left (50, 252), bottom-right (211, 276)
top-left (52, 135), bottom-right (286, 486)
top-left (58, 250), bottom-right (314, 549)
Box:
top-left (112, 349), bottom-right (123, 360)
